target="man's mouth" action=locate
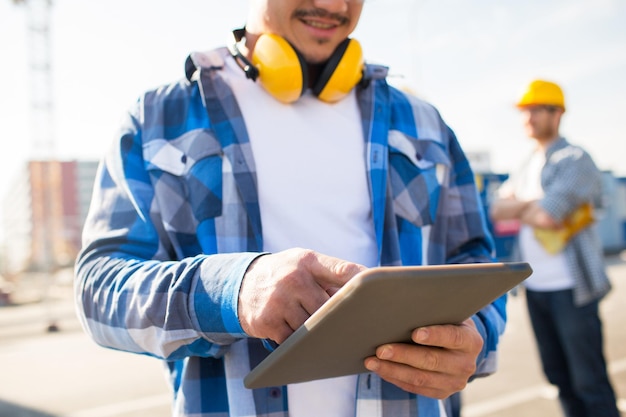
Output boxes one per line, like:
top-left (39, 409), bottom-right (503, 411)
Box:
top-left (294, 9), bottom-right (349, 28)
top-left (303, 19), bottom-right (336, 29)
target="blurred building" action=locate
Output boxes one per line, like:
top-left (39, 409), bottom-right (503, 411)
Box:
top-left (1, 160), bottom-right (98, 276)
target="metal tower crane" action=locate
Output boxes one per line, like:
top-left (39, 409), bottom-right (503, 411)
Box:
top-left (12, 0), bottom-right (56, 158)
top-left (11, 0), bottom-right (59, 332)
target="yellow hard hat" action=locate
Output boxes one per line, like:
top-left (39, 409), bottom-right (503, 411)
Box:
top-left (516, 79), bottom-right (565, 110)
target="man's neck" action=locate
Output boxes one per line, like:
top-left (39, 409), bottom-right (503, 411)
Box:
top-left (306, 62), bottom-right (326, 89)
top-left (535, 135), bottom-right (560, 152)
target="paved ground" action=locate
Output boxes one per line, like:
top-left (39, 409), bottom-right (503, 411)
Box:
top-left (1, 254), bottom-right (625, 417)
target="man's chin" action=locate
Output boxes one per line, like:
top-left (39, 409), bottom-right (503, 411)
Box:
top-left (300, 47), bottom-right (335, 65)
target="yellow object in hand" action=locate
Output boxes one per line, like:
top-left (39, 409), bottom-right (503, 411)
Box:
top-left (533, 203), bottom-right (594, 254)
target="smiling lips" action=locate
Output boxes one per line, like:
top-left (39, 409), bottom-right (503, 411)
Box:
top-left (303, 19), bottom-right (337, 29)
top-left (294, 8), bottom-right (349, 29)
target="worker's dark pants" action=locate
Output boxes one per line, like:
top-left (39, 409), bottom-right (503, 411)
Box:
top-left (525, 289), bottom-right (620, 417)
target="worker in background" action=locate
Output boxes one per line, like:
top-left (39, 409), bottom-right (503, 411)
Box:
top-left (490, 79), bottom-right (620, 417)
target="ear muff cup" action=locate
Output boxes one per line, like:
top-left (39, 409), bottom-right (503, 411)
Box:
top-left (251, 34), bottom-right (309, 104)
top-left (313, 38), bottom-right (364, 103)
top-left (251, 34), bottom-right (364, 104)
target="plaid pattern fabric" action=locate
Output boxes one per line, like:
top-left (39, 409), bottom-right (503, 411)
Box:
top-left (500, 137), bottom-right (612, 306)
top-left (540, 138), bottom-right (612, 305)
top-left (75, 48), bottom-right (503, 417)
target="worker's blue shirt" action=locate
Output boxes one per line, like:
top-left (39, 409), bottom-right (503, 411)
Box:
top-left (75, 47), bottom-right (504, 417)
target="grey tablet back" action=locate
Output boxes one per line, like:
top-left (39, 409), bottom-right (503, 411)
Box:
top-left (244, 262), bottom-right (532, 389)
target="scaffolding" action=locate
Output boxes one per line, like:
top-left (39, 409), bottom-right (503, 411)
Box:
top-left (14, 0), bottom-right (56, 157)
top-left (11, 0), bottom-right (59, 331)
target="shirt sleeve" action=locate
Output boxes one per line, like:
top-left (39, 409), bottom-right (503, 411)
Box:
top-left (74, 101), bottom-right (261, 361)
top-left (471, 293), bottom-right (507, 378)
top-left (539, 145), bottom-right (603, 221)
top-left (439, 125), bottom-right (504, 377)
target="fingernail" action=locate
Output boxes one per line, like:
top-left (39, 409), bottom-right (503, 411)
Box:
top-left (378, 346), bottom-right (392, 360)
top-left (415, 328), bottom-right (429, 342)
top-left (365, 358), bottom-right (379, 371)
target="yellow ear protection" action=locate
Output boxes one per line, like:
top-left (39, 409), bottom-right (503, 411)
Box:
top-left (229, 28), bottom-right (364, 104)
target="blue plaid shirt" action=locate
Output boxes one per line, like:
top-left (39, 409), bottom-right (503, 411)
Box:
top-left (75, 48), bottom-right (504, 417)
top-left (501, 137), bottom-right (612, 306)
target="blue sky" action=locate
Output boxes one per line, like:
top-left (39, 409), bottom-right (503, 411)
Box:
top-left (1, 0), bottom-right (625, 206)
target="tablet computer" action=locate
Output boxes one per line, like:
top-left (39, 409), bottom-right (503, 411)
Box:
top-left (244, 261), bottom-right (532, 389)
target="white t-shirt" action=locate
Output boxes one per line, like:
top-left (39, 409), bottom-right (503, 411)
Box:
top-left (510, 150), bottom-right (575, 291)
top-left (222, 57), bottom-right (378, 417)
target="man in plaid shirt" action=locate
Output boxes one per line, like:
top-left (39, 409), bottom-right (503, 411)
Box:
top-left (75, 1), bottom-right (505, 416)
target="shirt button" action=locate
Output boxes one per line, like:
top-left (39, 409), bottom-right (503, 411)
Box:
top-left (269, 388), bottom-right (281, 398)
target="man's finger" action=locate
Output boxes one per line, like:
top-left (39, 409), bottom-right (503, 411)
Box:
top-left (301, 250), bottom-right (366, 289)
top-left (284, 303), bottom-right (313, 333)
top-left (412, 319), bottom-right (481, 352)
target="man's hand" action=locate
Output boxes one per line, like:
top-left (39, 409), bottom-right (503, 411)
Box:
top-left (489, 196), bottom-right (529, 221)
top-left (364, 318), bottom-right (484, 399)
top-left (491, 197), bottom-right (559, 230)
top-left (238, 248), bottom-right (365, 344)
top-left (520, 202), bottom-right (560, 229)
